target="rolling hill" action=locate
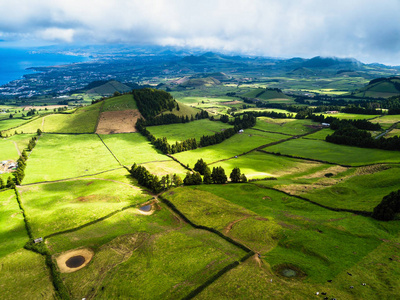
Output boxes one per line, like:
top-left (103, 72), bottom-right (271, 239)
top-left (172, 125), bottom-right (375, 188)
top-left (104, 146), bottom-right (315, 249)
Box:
top-left (353, 77), bottom-right (400, 98)
top-left (87, 80), bottom-right (132, 95)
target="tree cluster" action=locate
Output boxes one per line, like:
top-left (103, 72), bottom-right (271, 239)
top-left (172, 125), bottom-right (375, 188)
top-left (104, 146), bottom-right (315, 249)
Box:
top-left (372, 190), bottom-right (400, 221)
top-left (132, 88), bottom-right (176, 119)
top-left (229, 167), bottom-right (247, 183)
top-left (142, 110), bottom-right (209, 126)
top-left (130, 163), bottom-right (183, 193)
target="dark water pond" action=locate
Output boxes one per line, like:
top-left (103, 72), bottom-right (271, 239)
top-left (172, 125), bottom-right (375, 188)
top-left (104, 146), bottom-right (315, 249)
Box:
top-left (139, 205), bottom-right (152, 212)
top-left (281, 268), bottom-right (297, 277)
top-left (66, 255), bottom-right (85, 268)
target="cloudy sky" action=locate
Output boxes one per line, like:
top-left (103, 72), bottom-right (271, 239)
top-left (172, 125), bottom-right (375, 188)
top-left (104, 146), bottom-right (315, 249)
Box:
top-left (1, 0), bottom-right (400, 64)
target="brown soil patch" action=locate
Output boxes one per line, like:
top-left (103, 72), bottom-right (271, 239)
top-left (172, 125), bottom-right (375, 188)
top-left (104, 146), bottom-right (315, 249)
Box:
top-left (355, 164), bottom-right (391, 176)
top-left (76, 195), bottom-right (97, 202)
top-left (221, 100), bottom-right (242, 105)
top-left (224, 216), bottom-right (250, 234)
top-left (300, 165), bottom-right (349, 179)
top-left (22, 105), bottom-right (66, 111)
top-left (55, 248), bottom-right (94, 273)
top-left (96, 109), bottom-right (142, 134)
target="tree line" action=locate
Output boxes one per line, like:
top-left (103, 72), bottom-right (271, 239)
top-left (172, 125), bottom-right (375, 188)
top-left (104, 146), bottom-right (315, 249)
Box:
top-left (132, 88), bottom-right (176, 119)
top-left (0, 132), bottom-right (39, 190)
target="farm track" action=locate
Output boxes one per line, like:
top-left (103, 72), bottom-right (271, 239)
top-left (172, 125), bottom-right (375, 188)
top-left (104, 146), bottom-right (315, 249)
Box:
top-left (374, 121), bottom-right (400, 139)
top-left (13, 141), bottom-right (21, 156)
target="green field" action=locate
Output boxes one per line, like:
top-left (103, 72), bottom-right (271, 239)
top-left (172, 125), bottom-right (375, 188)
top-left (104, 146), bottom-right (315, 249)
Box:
top-left (254, 117), bottom-right (319, 135)
top-left (102, 94), bottom-right (138, 111)
top-left (0, 133), bottom-right (36, 161)
top-left (99, 133), bottom-right (168, 166)
top-left (147, 119), bottom-right (233, 143)
top-left (173, 131), bottom-right (289, 168)
top-left (2, 102), bottom-right (101, 135)
top-left (163, 183), bottom-right (399, 291)
top-left (265, 138), bottom-right (400, 166)
top-left (18, 178), bottom-right (150, 237)
top-left (0, 118), bottom-right (32, 132)
top-left (23, 134), bottom-right (120, 183)
top-left (209, 151), bottom-right (323, 179)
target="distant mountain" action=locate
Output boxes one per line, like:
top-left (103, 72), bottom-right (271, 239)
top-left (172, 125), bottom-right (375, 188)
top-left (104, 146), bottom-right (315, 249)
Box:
top-left (302, 56), bottom-right (362, 69)
top-left (178, 77), bottom-right (221, 88)
top-left (87, 80), bottom-right (132, 95)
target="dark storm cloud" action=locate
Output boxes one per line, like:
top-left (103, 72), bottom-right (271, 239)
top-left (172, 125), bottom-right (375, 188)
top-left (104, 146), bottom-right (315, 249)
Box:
top-left (1, 0), bottom-right (400, 64)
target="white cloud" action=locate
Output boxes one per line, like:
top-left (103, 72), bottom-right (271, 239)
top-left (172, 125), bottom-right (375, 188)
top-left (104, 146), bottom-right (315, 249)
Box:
top-left (37, 28), bottom-right (75, 42)
top-left (1, 0), bottom-right (400, 64)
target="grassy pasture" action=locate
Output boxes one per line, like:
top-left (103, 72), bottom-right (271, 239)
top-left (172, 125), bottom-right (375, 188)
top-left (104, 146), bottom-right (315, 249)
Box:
top-left (173, 131), bottom-right (289, 168)
top-left (102, 94), bottom-right (137, 111)
top-left (302, 165), bottom-right (400, 211)
top-left (3, 102), bottom-right (102, 135)
top-left (265, 138), bottom-right (400, 166)
top-left (374, 114), bottom-right (400, 124)
top-left (303, 128), bottom-right (334, 140)
top-left (140, 160), bottom-right (187, 177)
top-left (0, 133), bottom-right (36, 161)
top-left (0, 189), bottom-right (28, 258)
top-left (0, 249), bottom-right (55, 299)
top-left (173, 184), bottom-right (399, 286)
top-left (147, 119), bottom-right (233, 143)
top-left (0, 118), bottom-right (32, 132)
top-left (319, 113), bottom-right (379, 120)
top-left (209, 151), bottom-right (323, 179)
top-left (47, 202), bottom-right (246, 300)
top-left (99, 133), bottom-right (167, 166)
top-left (161, 101), bottom-right (200, 117)
top-left (18, 178), bottom-right (150, 237)
top-left (23, 134), bottom-right (119, 184)
top-left (254, 117), bottom-right (319, 135)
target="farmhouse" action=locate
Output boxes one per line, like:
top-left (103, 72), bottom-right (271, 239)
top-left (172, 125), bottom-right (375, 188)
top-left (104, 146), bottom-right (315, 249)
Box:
top-left (238, 129), bottom-right (244, 133)
top-left (322, 123), bottom-right (330, 127)
top-left (325, 110), bottom-right (339, 114)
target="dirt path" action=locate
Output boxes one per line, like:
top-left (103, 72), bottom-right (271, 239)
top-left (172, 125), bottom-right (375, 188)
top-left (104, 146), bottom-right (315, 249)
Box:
top-left (223, 216), bottom-right (250, 234)
top-left (254, 253), bottom-right (263, 268)
top-left (13, 142), bottom-right (21, 156)
top-left (41, 116), bottom-right (45, 131)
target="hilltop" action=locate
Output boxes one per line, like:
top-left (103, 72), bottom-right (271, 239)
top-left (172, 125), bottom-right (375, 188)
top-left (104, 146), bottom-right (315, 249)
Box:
top-left (353, 76), bottom-right (400, 98)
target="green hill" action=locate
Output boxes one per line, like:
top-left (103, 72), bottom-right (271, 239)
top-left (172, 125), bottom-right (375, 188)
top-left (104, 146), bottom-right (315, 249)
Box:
top-left (178, 77), bottom-right (221, 88)
top-left (87, 80), bottom-right (132, 95)
top-left (242, 88), bottom-right (290, 100)
top-left (353, 77), bottom-right (400, 98)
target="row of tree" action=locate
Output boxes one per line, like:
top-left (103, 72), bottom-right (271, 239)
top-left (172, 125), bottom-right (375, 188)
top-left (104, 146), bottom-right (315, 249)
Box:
top-left (142, 110), bottom-right (209, 126)
top-left (326, 125), bottom-right (400, 151)
top-left (130, 163), bottom-right (183, 193)
top-left (185, 159), bottom-right (247, 185)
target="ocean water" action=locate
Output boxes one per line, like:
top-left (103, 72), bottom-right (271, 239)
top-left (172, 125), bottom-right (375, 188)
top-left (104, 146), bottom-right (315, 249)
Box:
top-left (0, 48), bottom-right (88, 85)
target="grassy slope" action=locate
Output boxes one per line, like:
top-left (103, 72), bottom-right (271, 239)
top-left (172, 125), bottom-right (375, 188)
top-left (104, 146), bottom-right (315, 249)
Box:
top-left (19, 178), bottom-right (150, 237)
top-left (173, 131), bottom-right (289, 168)
top-left (23, 134), bottom-right (120, 183)
top-left (265, 138), bottom-right (400, 166)
top-left (147, 119), bottom-right (233, 143)
top-left (102, 94), bottom-right (138, 111)
top-left (99, 133), bottom-right (167, 166)
top-left (254, 117), bottom-right (318, 135)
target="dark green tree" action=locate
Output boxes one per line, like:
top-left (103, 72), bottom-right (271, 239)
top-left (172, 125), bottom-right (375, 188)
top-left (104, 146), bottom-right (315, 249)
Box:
top-left (6, 176), bottom-right (15, 188)
top-left (203, 167), bottom-right (212, 184)
top-left (211, 166), bottom-right (227, 184)
top-left (240, 173), bottom-right (248, 183)
top-left (372, 190), bottom-right (400, 221)
top-left (0, 177), bottom-right (4, 189)
top-left (194, 158), bottom-right (208, 175)
top-left (230, 167), bottom-right (241, 183)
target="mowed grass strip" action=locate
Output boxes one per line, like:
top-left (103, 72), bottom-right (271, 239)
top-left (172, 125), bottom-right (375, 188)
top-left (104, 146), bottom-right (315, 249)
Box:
top-left (99, 133), bottom-right (168, 166)
top-left (19, 178), bottom-right (150, 237)
top-left (265, 138), bottom-right (400, 166)
top-left (23, 134), bottom-right (120, 184)
top-left (0, 189), bottom-right (28, 258)
top-left (173, 131), bottom-right (289, 168)
top-left (147, 119), bottom-right (233, 144)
